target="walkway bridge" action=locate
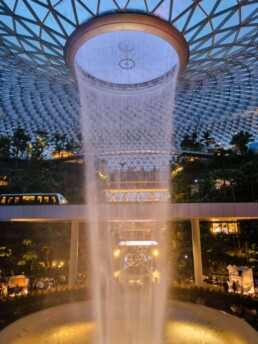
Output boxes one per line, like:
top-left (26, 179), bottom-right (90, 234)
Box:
top-left (1, 202), bottom-right (258, 222)
top-left (1, 203), bottom-right (258, 287)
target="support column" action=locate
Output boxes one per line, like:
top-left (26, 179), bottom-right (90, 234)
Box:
top-left (69, 219), bottom-right (79, 286)
top-left (191, 218), bottom-right (203, 287)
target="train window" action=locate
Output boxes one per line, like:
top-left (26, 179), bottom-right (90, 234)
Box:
top-left (51, 196), bottom-right (58, 204)
top-left (7, 196), bottom-right (15, 204)
top-left (0, 196), bottom-right (6, 204)
top-left (7, 196), bottom-right (12, 204)
top-left (43, 196), bottom-right (50, 204)
top-left (14, 196), bottom-right (21, 204)
top-left (22, 195), bottom-right (36, 204)
top-left (5, 196), bottom-right (21, 204)
top-left (0, 193), bottom-right (67, 205)
top-left (60, 196), bottom-right (68, 204)
top-left (36, 195), bottom-right (58, 204)
top-left (37, 195), bottom-right (43, 204)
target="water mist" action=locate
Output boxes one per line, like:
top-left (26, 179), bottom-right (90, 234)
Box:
top-left (76, 73), bottom-right (178, 344)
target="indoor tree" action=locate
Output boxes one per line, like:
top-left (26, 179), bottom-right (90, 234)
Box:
top-left (230, 130), bottom-right (253, 155)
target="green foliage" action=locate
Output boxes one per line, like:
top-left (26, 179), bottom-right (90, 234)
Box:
top-left (201, 130), bottom-right (214, 148)
top-left (51, 133), bottom-right (67, 154)
top-left (0, 128), bottom-right (82, 161)
top-left (11, 127), bottom-right (31, 159)
top-left (172, 131), bottom-right (258, 202)
top-left (22, 239), bottom-right (33, 247)
top-left (0, 158), bottom-right (85, 203)
top-left (230, 130), bottom-right (253, 155)
top-left (180, 132), bottom-right (203, 151)
top-left (180, 131), bottom-right (215, 151)
top-left (28, 131), bottom-right (49, 160)
top-left (0, 222), bottom-right (72, 276)
top-left (0, 246), bottom-right (12, 257)
top-left (0, 136), bottom-right (11, 159)
top-left (0, 286), bottom-right (90, 330)
top-left (171, 285), bottom-right (258, 331)
top-left (50, 133), bottom-right (82, 155)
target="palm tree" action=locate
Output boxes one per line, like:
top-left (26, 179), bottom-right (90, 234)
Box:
top-left (51, 133), bottom-right (67, 155)
top-left (230, 131), bottom-right (253, 155)
top-left (180, 132), bottom-right (203, 151)
top-left (0, 135), bottom-right (11, 159)
top-left (17, 239), bottom-right (38, 274)
top-left (29, 130), bottom-right (49, 160)
top-left (201, 130), bottom-right (214, 149)
top-left (11, 127), bottom-right (31, 159)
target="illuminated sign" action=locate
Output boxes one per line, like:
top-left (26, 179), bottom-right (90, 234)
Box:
top-left (119, 240), bottom-right (158, 246)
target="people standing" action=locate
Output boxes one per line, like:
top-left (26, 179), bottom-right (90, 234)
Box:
top-left (232, 280), bottom-right (237, 293)
top-left (223, 280), bottom-right (229, 292)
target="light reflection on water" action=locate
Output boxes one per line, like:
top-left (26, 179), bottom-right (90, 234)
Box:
top-left (1, 301), bottom-right (257, 344)
top-left (8, 323), bottom-right (95, 344)
top-left (1, 319), bottom-right (254, 344)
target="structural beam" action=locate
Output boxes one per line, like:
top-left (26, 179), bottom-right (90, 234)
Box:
top-left (191, 219), bottom-right (203, 287)
top-left (68, 219), bottom-right (79, 286)
top-left (1, 203), bottom-right (258, 222)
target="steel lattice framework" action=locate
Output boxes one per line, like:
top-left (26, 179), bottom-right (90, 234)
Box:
top-left (0, 0), bottom-right (257, 156)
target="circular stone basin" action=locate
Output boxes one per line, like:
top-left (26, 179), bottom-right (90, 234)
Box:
top-left (0, 300), bottom-right (257, 344)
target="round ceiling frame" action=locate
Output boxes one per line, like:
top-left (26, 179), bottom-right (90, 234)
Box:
top-left (64, 13), bottom-right (189, 76)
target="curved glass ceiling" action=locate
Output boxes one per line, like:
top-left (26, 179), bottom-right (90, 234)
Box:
top-left (0, 0), bottom-right (257, 154)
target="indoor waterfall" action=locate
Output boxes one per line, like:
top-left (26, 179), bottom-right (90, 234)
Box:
top-left (75, 55), bottom-right (179, 343)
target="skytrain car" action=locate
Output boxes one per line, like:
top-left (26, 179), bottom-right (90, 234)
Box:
top-left (0, 193), bottom-right (68, 205)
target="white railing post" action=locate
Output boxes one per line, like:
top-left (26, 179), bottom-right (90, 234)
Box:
top-left (69, 219), bottom-right (79, 286)
top-left (191, 218), bottom-right (203, 287)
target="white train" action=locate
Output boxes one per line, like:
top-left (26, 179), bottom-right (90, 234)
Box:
top-left (0, 193), bottom-right (68, 205)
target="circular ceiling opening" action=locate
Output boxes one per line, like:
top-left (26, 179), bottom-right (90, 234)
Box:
top-left (65, 13), bottom-right (189, 86)
top-left (74, 30), bottom-right (180, 85)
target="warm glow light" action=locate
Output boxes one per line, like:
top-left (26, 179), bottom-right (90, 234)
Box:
top-left (0, 176), bottom-right (10, 186)
top-left (171, 166), bottom-right (183, 177)
top-left (19, 322), bottom-right (96, 343)
top-left (210, 222), bottom-right (239, 235)
top-left (97, 171), bottom-right (108, 180)
top-left (166, 320), bottom-right (234, 343)
top-left (119, 240), bottom-right (158, 246)
top-left (53, 151), bottom-right (73, 159)
top-left (113, 249), bottom-right (121, 257)
top-left (215, 179), bottom-right (231, 190)
top-left (152, 249), bottom-right (159, 257)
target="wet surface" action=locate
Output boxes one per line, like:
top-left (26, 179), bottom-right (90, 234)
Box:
top-left (0, 300), bottom-right (257, 344)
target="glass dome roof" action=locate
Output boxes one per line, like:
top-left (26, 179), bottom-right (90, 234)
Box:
top-left (0, 0), bottom-right (257, 151)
